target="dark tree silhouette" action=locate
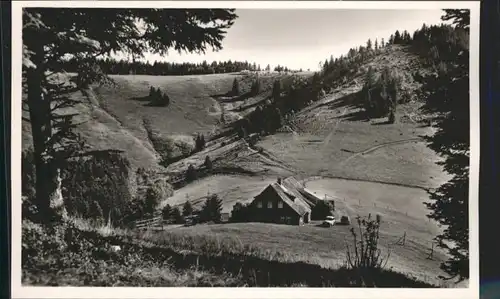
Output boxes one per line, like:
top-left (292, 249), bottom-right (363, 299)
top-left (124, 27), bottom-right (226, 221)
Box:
top-left (144, 184), bottom-right (162, 216)
top-left (229, 202), bottom-right (250, 222)
top-left (251, 76), bottom-right (261, 95)
top-left (22, 8), bottom-right (237, 223)
top-left (186, 164), bottom-right (198, 182)
top-left (171, 207), bottom-right (184, 224)
top-left (272, 79), bottom-right (282, 101)
top-left (421, 9), bottom-right (470, 281)
top-left (231, 77), bottom-right (240, 96)
top-left (182, 201), bottom-right (193, 217)
top-left (441, 9), bottom-right (470, 30)
top-left (200, 194), bottom-right (223, 223)
top-left (311, 200), bottom-right (335, 220)
top-left (204, 155), bottom-right (213, 170)
top-left (162, 204), bottom-right (172, 222)
top-left (194, 133), bottom-right (206, 152)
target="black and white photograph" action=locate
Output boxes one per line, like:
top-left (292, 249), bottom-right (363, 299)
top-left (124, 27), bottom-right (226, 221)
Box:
top-left (13, 1), bottom-right (479, 298)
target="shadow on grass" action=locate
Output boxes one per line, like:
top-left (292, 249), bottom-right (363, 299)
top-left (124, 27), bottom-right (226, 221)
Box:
top-left (129, 95), bottom-right (151, 102)
top-left (143, 102), bottom-right (169, 108)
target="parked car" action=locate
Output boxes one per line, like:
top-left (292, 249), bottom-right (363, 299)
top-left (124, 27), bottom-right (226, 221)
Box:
top-left (322, 215), bottom-right (336, 227)
top-left (339, 215), bottom-right (351, 225)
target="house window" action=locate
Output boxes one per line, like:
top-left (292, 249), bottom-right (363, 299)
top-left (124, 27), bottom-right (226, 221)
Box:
top-left (278, 201), bottom-right (283, 209)
top-left (257, 201), bottom-right (262, 208)
top-left (267, 201), bottom-right (273, 209)
top-left (280, 216), bottom-right (285, 222)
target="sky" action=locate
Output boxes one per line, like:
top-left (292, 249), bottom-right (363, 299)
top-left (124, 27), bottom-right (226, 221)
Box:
top-left (139, 9), bottom-right (446, 71)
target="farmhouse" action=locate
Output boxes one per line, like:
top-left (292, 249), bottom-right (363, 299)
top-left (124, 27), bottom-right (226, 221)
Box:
top-left (248, 177), bottom-right (313, 225)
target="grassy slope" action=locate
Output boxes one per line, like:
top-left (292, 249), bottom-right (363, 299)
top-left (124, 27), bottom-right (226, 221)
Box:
top-left (150, 222), bottom-right (452, 286)
top-left (22, 45), bottom-right (459, 286)
top-left (258, 46), bottom-right (449, 190)
top-left (22, 71), bottom-right (285, 170)
top-left (152, 46), bottom-right (460, 286)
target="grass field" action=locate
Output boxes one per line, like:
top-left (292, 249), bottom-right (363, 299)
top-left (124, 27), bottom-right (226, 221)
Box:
top-left (144, 221), bottom-right (452, 286)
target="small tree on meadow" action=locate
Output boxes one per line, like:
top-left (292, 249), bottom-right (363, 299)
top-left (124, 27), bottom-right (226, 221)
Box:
top-left (200, 194), bottom-right (223, 223)
top-left (231, 78), bottom-right (240, 96)
top-left (204, 155), bottom-right (213, 170)
top-left (182, 201), bottom-right (193, 217)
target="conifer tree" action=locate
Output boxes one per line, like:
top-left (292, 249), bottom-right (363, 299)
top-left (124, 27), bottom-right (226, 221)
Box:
top-left (272, 79), bottom-right (282, 101)
top-left (200, 194), bottom-right (223, 223)
top-left (231, 77), bottom-right (240, 96)
top-left (22, 8), bottom-right (237, 222)
top-left (204, 155), bottom-right (213, 170)
top-left (182, 201), bottom-right (193, 217)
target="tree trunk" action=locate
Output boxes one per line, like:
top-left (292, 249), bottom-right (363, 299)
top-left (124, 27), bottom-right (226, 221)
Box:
top-left (26, 42), bottom-right (58, 223)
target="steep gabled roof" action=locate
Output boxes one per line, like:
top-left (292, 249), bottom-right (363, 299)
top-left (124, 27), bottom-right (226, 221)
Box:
top-left (269, 183), bottom-right (311, 216)
top-left (281, 177), bottom-right (314, 209)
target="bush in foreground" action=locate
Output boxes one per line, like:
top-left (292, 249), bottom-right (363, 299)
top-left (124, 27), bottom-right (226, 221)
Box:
top-left (344, 214), bottom-right (391, 286)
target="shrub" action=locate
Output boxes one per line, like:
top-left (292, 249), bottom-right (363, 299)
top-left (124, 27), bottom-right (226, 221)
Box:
top-left (229, 202), bottom-right (250, 223)
top-left (149, 86), bottom-right (170, 107)
top-left (61, 151), bottom-right (132, 227)
top-left (345, 214), bottom-right (390, 272)
top-left (311, 200), bottom-right (335, 220)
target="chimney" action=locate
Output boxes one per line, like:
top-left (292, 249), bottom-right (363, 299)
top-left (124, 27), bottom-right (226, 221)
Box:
top-left (277, 177), bottom-right (282, 185)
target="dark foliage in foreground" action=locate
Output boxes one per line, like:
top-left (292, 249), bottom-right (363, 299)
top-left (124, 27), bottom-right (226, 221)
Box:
top-left (22, 220), bottom-right (437, 287)
top-left (418, 10), bottom-right (470, 281)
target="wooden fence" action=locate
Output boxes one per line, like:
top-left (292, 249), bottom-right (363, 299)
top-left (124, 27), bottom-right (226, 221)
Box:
top-left (134, 211), bottom-right (164, 230)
